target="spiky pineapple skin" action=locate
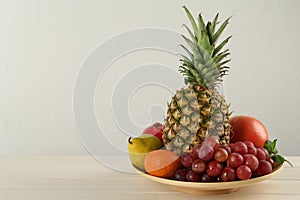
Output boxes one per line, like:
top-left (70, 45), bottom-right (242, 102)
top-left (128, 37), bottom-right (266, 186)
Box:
top-left (162, 85), bottom-right (231, 156)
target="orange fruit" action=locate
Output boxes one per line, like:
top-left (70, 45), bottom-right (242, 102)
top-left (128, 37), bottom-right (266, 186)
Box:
top-left (144, 150), bottom-right (182, 178)
top-left (230, 115), bottom-right (268, 147)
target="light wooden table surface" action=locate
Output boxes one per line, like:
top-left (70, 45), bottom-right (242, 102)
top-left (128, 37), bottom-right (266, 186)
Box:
top-left (0, 156), bottom-right (298, 200)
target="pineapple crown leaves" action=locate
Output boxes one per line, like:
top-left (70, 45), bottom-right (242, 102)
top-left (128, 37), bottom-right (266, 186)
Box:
top-left (179, 6), bottom-right (232, 89)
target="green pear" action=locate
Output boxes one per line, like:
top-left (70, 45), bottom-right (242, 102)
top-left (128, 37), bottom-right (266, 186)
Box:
top-left (128, 134), bottom-right (162, 171)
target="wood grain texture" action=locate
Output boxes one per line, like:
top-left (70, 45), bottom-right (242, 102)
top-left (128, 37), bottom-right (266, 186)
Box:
top-left (0, 156), bottom-right (298, 200)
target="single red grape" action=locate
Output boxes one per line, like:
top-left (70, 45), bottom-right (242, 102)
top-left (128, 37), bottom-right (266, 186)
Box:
top-left (256, 148), bottom-right (267, 160)
top-left (266, 157), bottom-right (275, 169)
top-left (220, 167), bottom-right (236, 182)
top-left (198, 145), bottom-right (214, 162)
top-left (228, 153), bottom-right (244, 168)
top-left (231, 141), bottom-right (248, 155)
top-left (203, 136), bottom-right (219, 150)
top-left (186, 169), bottom-right (201, 182)
top-left (257, 160), bottom-right (272, 176)
top-left (236, 165), bottom-right (252, 180)
top-left (244, 141), bottom-right (255, 147)
top-left (175, 169), bottom-right (187, 181)
top-left (200, 173), bottom-right (216, 182)
top-left (243, 154), bottom-right (259, 171)
top-left (206, 160), bottom-right (222, 177)
top-left (181, 153), bottom-right (196, 168)
top-left (214, 148), bottom-right (228, 162)
top-left (192, 159), bottom-right (206, 174)
top-left (247, 145), bottom-right (257, 155)
top-left (260, 147), bottom-right (269, 157)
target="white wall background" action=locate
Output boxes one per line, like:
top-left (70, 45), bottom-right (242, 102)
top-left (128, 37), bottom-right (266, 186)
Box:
top-left (0, 0), bottom-right (299, 155)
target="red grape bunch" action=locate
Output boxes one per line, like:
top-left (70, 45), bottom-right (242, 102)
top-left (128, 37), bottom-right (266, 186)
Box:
top-left (175, 136), bottom-right (275, 182)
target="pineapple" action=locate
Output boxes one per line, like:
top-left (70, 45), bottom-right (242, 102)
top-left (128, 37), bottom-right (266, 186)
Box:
top-left (162, 6), bottom-right (232, 156)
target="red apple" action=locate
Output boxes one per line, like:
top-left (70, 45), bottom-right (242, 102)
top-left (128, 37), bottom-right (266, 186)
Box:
top-left (142, 122), bottom-right (164, 143)
top-left (229, 116), bottom-right (268, 148)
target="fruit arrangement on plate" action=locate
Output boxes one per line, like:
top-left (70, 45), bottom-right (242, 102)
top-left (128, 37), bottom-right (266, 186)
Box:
top-left (127, 6), bottom-right (291, 194)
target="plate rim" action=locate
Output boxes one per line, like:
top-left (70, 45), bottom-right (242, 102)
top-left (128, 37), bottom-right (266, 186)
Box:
top-left (135, 164), bottom-right (283, 190)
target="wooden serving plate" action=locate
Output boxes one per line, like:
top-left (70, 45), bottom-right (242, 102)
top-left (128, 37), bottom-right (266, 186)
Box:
top-left (136, 164), bottom-right (283, 195)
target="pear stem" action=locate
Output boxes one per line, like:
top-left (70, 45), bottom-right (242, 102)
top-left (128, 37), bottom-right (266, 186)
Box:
top-left (128, 137), bottom-right (133, 144)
